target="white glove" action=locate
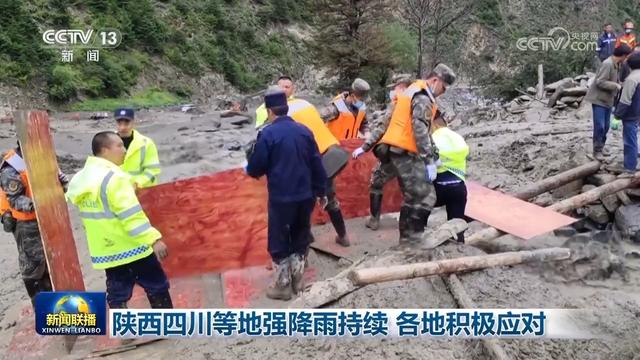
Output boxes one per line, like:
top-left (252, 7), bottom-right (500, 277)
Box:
top-left (435, 159), bottom-right (442, 167)
top-left (352, 147), bottom-right (365, 159)
top-left (426, 164), bottom-right (438, 183)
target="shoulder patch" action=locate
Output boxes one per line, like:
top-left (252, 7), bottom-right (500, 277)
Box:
top-left (7, 180), bottom-right (19, 192)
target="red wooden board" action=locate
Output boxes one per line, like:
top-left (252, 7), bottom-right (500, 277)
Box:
top-left (137, 139), bottom-right (403, 278)
top-left (465, 181), bottom-right (577, 239)
top-left (15, 111), bottom-right (85, 291)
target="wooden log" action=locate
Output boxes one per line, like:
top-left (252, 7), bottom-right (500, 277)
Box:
top-left (444, 275), bottom-right (511, 360)
top-left (536, 64), bottom-right (544, 100)
top-left (513, 161), bottom-right (601, 200)
top-left (350, 248), bottom-right (571, 286)
top-left (549, 177), bottom-right (640, 213)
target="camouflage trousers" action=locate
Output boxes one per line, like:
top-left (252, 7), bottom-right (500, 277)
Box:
top-left (14, 220), bottom-right (48, 280)
top-left (369, 161), bottom-right (396, 195)
top-left (388, 152), bottom-right (436, 212)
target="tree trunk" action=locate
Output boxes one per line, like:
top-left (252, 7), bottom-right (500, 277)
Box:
top-left (417, 26), bottom-right (424, 77)
top-left (349, 247), bottom-right (571, 285)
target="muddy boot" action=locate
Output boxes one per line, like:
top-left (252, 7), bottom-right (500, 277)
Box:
top-left (147, 291), bottom-right (174, 309)
top-left (266, 258), bottom-right (293, 301)
top-left (398, 206), bottom-right (411, 243)
top-left (290, 254), bottom-right (306, 294)
top-left (328, 209), bottom-right (350, 247)
top-left (365, 193), bottom-right (383, 231)
top-left (406, 209), bottom-right (429, 243)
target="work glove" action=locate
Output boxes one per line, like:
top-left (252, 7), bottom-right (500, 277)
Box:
top-left (426, 163), bottom-right (438, 183)
top-left (611, 116), bottom-right (622, 130)
top-left (352, 147), bottom-right (365, 159)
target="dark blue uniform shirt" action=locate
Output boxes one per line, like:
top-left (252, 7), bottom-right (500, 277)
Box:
top-left (247, 116), bottom-right (327, 202)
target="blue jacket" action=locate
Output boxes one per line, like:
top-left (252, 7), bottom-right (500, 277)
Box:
top-left (247, 116), bottom-right (327, 202)
top-left (614, 69), bottom-right (640, 122)
top-left (597, 32), bottom-right (617, 61)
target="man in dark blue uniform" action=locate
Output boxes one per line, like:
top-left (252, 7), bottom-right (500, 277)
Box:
top-left (246, 89), bottom-right (327, 301)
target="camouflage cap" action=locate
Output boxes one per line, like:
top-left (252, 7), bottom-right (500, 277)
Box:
top-left (386, 73), bottom-right (413, 88)
top-left (431, 64), bottom-right (456, 86)
top-left (351, 78), bottom-right (371, 94)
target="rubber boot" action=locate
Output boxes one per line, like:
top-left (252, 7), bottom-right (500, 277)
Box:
top-left (406, 209), bottom-right (430, 243)
top-left (365, 193), bottom-right (383, 231)
top-left (266, 258), bottom-right (293, 301)
top-left (147, 291), bottom-right (174, 309)
top-left (290, 253), bottom-right (306, 294)
top-left (328, 209), bottom-right (350, 247)
top-left (398, 206), bottom-right (411, 243)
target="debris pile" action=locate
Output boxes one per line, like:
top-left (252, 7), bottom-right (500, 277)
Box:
top-left (505, 73), bottom-right (594, 114)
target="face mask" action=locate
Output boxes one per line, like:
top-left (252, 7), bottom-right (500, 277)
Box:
top-left (354, 100), bottom-right (364, 109)
top-left (388, 90), bottom-right (396, 100)
top-left (626, 28), bottom-right (633, 34)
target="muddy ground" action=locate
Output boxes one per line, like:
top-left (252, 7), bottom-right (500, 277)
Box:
top-left (0, 90), bottom-right (639, 359)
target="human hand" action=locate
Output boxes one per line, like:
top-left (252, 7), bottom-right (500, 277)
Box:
top-left (426, 164), bottom-right (438, 183)
top-left (318, 196), bottom-right (329, 209)
top-left (153, 239), bottom-right (169, 260)
top-left (352, 147), bottom-right (365, 159)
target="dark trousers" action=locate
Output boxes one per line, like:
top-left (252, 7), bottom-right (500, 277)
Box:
top-left (623, 119), bottom-right (638, 171)
top-left (105, 253), bottom-right (172, 308)
top-left (592, 104), bottom-right (611, 152)
top-left (23, 269), bottom-right (52, 308)
top-left (434, 180), bottom-right (468, 241)
top-left (268, 198), bottom-right (315, 263)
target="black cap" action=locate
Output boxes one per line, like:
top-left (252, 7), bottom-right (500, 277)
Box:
top-left (114, 108), bottom-right (134, 120)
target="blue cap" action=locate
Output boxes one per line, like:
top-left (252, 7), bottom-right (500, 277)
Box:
top-left (264, 91), bottom-right (287, 109)
top-left (114, 108), bottom-right (134, 120)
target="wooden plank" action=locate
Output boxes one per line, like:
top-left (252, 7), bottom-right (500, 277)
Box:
top-left (136, 139), bottom-right (403, 277)
top-left (14, 110), bottom-right (85, 291)
top-left (15, 110), bottom-right (85, 354)
top-left (465, 181), bottom-right (576, 240)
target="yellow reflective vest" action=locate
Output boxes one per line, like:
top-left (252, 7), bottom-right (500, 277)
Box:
top-left (432, 127), bottom-right (469, 181)
top-left (121, 130), bottom-right (160, 188)
top-left (255, 95), bottom-right (296, 128)
top-left (66, 156), bottom-right (162, 269)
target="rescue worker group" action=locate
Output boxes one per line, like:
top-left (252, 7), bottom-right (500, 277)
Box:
top-left (3, 63), bottom-right (469, 307)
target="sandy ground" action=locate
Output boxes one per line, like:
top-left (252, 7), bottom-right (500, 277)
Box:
top-left (0, 91), bottom-right (639, 359)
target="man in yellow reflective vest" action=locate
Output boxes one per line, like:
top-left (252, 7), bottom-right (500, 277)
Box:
top-left (431, 114), bottom-right (469, 242)
top-left (255, 75), bottom-right (296, 129)
top-left (0, 141), bottom-right (69, 308)
top-left (67, 131), bottom-right (172, 309)
top-left (114, 108), bottom-right (161, 189)
top-left (318, 78), bottom-right (371, 140)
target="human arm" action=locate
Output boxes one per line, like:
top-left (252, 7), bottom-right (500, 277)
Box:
top-left (595, 61), bottom-right (621, 92)
top-left (411, 93), bottom-right (439, 163)
top-left (131, 140), bottom-right (161, 188)
top-left (318, 104), bottom-right (340, 123)
top-left (614, 77), bottom-right (639, 119)
top-left (0, 166), bottom-right (33, 212)
top-left (246, 131), bottom-right (269, 178)
top-left (361, 105), bottom-right (394, 152)
top-left (307, 132), bottom-right (327, 197)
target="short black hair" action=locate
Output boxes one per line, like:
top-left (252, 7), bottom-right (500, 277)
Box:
top-left (624, 19), bottom-right (633, 25)
top-left (604, 23), bottom-right (612, 27)
top-left (270, 105), bottom-right (289, 116)
top-left (277, 75), bottom-right (293, 82)
top-left (614, 44), bottom-right (633, 56)
top-left (627, 52), bottom-right (640, 70)
top-left (92, 131), bottom-right (118, 156)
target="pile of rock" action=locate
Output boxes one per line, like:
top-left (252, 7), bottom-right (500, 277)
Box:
top-left (505, 73), bottom-right (594, 114)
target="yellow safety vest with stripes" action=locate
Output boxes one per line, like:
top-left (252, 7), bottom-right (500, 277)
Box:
top-left (121, 129), bottom-right (161, 188)
top-left (432, 127), bottom-right (469, 181)
top-left (66, 156), bottom-right (162, 269)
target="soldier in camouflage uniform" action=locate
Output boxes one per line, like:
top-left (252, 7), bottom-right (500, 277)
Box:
top-left (359, 64), bottom-right (456, 242)
top-left (352, 74), bottom-right (413, 230)
top-left (0, 142), bottom-right (69, 307)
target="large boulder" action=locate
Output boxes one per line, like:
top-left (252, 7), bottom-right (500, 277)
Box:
top-left (615, 205), bottom-right (640, 242)
top-left (584, 204), bottom-right (610, 225)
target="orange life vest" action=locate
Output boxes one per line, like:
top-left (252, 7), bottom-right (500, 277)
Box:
top-left (616, 34), bottom-right (637, 49)
top-left (0, 150), bottom-right (36, 221)
top-left (327, 95), bottom-right (366, 140)
top-left (379, 80), bottom-right (438, 153)
top-left (288, 99), bottom-right (340, 154)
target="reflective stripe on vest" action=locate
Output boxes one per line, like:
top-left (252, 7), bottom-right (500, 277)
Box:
top-left (379, 81), bottom-right (438, 153)
top-left (0, 151), bottom-right (36, 221)
top-left (126, 139), bottom-right (160, 183)
top-left (328, 96), bottom-right (366, 140)
top-left (432, 127), bottom-right (468, 181)
top-left (91, 244), bottom-right (149, 265)
top-left (288, 99), bottom-right (339, 154)
top-left (78, 170), bottom-right (149, 237)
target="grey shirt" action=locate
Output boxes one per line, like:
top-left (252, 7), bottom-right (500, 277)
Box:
top-left (585, 57), bottom-right (621, 108)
